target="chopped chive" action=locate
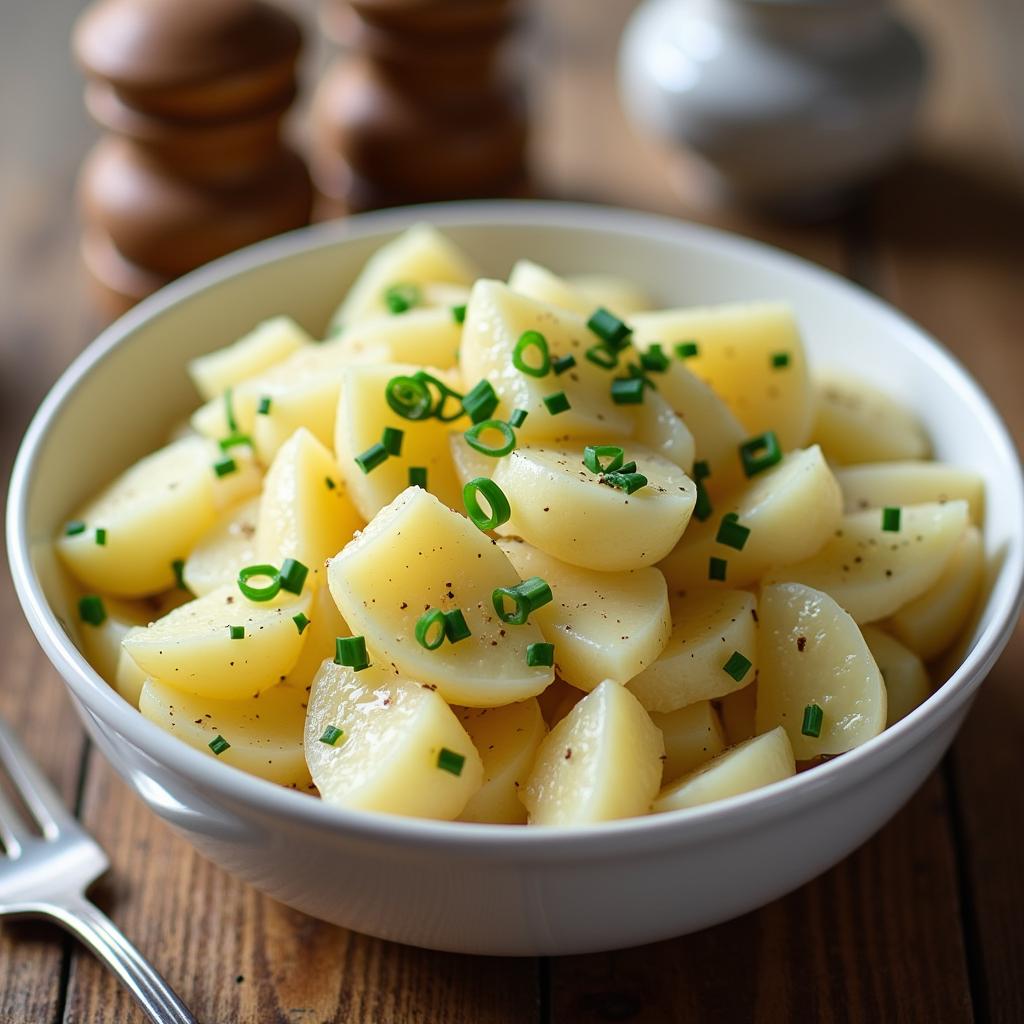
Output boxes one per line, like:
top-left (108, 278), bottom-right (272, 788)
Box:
top-left (526, 642), bottom-right (555, 668)
top-left (463, 477), bottom-right (511, 532)
top-left (319, 724), bottom-right (344, 746)
top-left (209, 734), bottom-right (230, 755)
top-left (552, 354), bottom-right (576, 375)
top-left (464, 419), bottom-right (516, 457)
top-left (229, 625), bottom-right (245, 640)
top-left (882, 507), bottom-right (901, 532)
top-left (610, 377), bottom-right (645, 404)
top-left (224, 388), bottom-right (238, 433)
top-left (335, 635), bottom-right (370, 671)
top-left (237, 564), bottom-right (282, 602)
top-left (325, 477), bottom-right (336, 490)
top-left (462, 379), bottom-right (500, 424)
top-left (601, 471), bottom-right (648, 495)
top-left (409, 466), bottom-right (428, 488)
top-left (94, 528), bottom-right (107, 546)
top-left (443, 609), bottom-right (472, 644)
top-left (383, 282), bottom-right (421, 314)
top-left (172, 558), bottom-right (187, 590)
top-left (716, 513), bottom-right (750, 551)
top-left (219, 433), bottom-right (252, 451)
top-left (492, 576), bottom-right (553, 625)
top-left (508, 408), bottom-right (528, 428)
top-left (385, 374), bottom-right (433, 421)
top-left (278, 558), bottom-right (308, 595)
top-left (64, 520), bottom-right (86, 536)
top-left (414, 371), bottom-right (464, 422)
top-left (587, 308), bottom-right (632, 350)
top-left (381, 426), bottom-right (404, 456)
top-left (709, 556), bottom-right (728, 582)
top-left (257, 395), bottom-right (272, 415)
top-left (771, 352), bottom-right (790, 369)
top-left (355, 442), bottom-right (389, 474)
top-left (693, 459), bottom-right (713, 522)
top-left (739, 431), bottom-right (782, 477)
top-left (452, 304), bottom-right (467, 324)
top-left (585, 343), bottom-right (619, 369)
top-left (722, 651), bottom-right (752, 682)
top-left (78, 594), bottom-right (106, 626)
top-left (694, 459), bottom-right (710, 478)
top-left (640, 344), bottom-right (670, 373)
top-left (674, 340), bottom-right (699, 359)
top-left (292, 612), bottom-right (310, 635)
top-left (213, 455), bottom-right (237, 478)
top-left (583, 444), bottom-right (625, 475)
top-left (415, 608), bottom-right (447, 650)
top-left (437, 747), bottom-right (466, 776)
top-left (543, 391), bottom-right (571, 415)
top-left (512, 330), bottom-right (551, 378)
top-left (802, 703), bottom-right (824, 738)
top-left (618, 460), bottom-right (637, 474)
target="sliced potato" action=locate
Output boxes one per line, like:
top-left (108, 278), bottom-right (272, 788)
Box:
top-left (305, 659), bottom-right (482, 819)
top-left (717, 683), bottom-right (757, 745)
top-left (56, 436), bottom-right (220, 597)
top-left (183, 497), bottom-right (260, 597)
top-left (188, 316), bottom-right (312, 402)
top-left (627, 590), bottom-right (757, 712)
top-left (76, 596), bottom-right (151, 683)
top-left (460, 280), bottom-right (634, 443)
top-left (537, 678), bottom-right (586, 727)
top-left (283, 583), bottom-right (349, 690)
top-left (632, 302), bottom-right (813, 450)
top-left (886, 525), bottom-right (983, 660)
top-left (521, 680), bottom-right (664, 825)
top-left (811, 371), bottom-right (930, 464)
top-left (334, 362), bottom-right (464, 520)
top-left (329, 224), bottom-right (478, 328)
top-left (140, 679), bottom-right (311, 788)
top-left (333, 306), bottom-right (462, 369)
top-left (114, 644), bottom-right (148, 707)
top-left (499, 538), bottom-right (671, 691)
top-left (633, 389), bottom-right (695, 471)
top-left (755, 582), bottom-right (886, 759)
top-left (456, 699), bottom-right (547, 824)
top-left (651, 701), bottom-right (727, 784)
top-left (861, 626), bottom-right (931, 726)
top-left (493, 443), bottom-right (696, 571)
top-left (566, 273), bottom-right (653, 316)
top-left (652, 727), bottom-right (794, 813)
top-left (508, 260), bottom-right (595, 315)
top-left (764, 501), bottom-right (970, 624)
top-left (660, 446), bottom-right (841, 590)
top-left (327, 487), bottom-right (552, 706)
top-left (123, 583), bottom-right (312, 701)
top-left (210, 443), bottom-right (263, 511)
top-left (835, 461), bottom-right (984, 525)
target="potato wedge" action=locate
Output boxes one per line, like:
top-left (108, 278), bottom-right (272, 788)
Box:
top-left (76, 596), bottom-right (151, 684)
top-left (493, 443), bottom-right (696, 571)
top-left (811, 371), bottom-right (930, 464)
top-left (332, 306), bottom-right (462, 369)
top-left (183, 497), bottom-right (260, 597)
top-left (660, 445), bottom-right (842, 590)
top-left (123, 583), bottom-right (312, 701)
top-left (305, 660), bottom-right (482, 819)
top-left (764, 501), bottom-right (970, 624)
top-left (633, 389), bottom-right (695, 471)
top-left (755, 582), bottom-right (886, 759)
top-left (566, 274), bottom-right (653, 316)
top-left (508, 260), bottom-right (595, 315)
top-left (651, 701), bottom-right (727, 784)
top-left (140, 679), bottom-right (311, 788)
top-left (327, 487), bottom-right (552, 706)
top-left (114, 644), bottom-right (148, 707)
top-left (652, 727), bottom-right (794, 813)
top-left (717, 683), bottom-right (757, 745)
top-left (499, 538), bottom-right (671, 691)
top-left (521, 680), bottom-right (664, 825)
top-left (835, 461), bottom-right (984, 525)
top-left (456, 699), bottom-right (547, 824)
top-left (886, 525), bottom-right (983, 660)
top-left (861, 626), bottom-right (931, 726)
top-left (283, 583), bottom-right (349, 690)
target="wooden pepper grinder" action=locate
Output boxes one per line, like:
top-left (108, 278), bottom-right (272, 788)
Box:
top-left (312, 0), bottom-right (529, 214)
top-left (73, 0), bottom-right (313, 314)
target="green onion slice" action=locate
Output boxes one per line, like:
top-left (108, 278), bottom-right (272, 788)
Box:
top-left (381, 426), bottom-right (404, 456)
top-left (383, 282), bottom-right (421, 314)
top-left (319, 725), bottom-right (344, 746)
top-left (722, 650), bottom-right (752, 682)
top-left (443, 609), bottom-right (472, 644)
top-left (462, 379), bottom-right (500, 424)
top-left (237, 564), bottom-right (283, 602)
top-left (278, 557), bottom-right (308, 595)
top-left (640, 344), bottom-right (670, 373)
top-left (415, 371), bottom-right (465, 422)
top-left (224, 388), bottom-right (238, 433)
top-left (355, 442), bottom-right (389, 474)
top-left (587, 308), bottom-right (632, 350)
top-left (78, 594), bottom-right (106, 626)
top-left (409, 466), bottom-right (428, 489)
top-left (213, 455), bottom-right (237, 478)
top-left (739, 431), bottom-right (782, 477)
top-left (492, 576), bottom-right (553, 625)
top-left (585, 344), bottom-right (619, 369)
top-left (209, 735), bottom-right (230, 755)
top-left (802, 703), bottom-right (824, 738)
top-left (716, 513), bottom-right (750, 551)
top-left (385, 375), bottom-right (433, 420)
top-left (583, 445), bottom-right (624, 475)
top-left (452, 304), bottom-right (467, 324)
top-left (229, 625), bottom-right (245, 640)
top-left (95, 528), bottom-right (107, 546)
top-left (65, 520), bottom-right (86, 536)
top-left (882, 507), bottom-right (901, 532)
top-left (416, 609), bottom-right (447, 650)
top-left (512, 330), bottom-right (551, 378)
top-left (552, 354), bottom-right (576, 375)
top-left (463, 477), bottom-right (511, 532)
top-left (771, 352), bottom-right (790, 369)
top-left (674, 341), bottom-right (699, 359)
top-left (257, 396), bottom-right (272, 415)
top-left (437, 747), bottom-right (466, 776)
top-left (464, 419), bottom-right (516, 457)
top-left (708, 556), bottom-right (728, 582)
top-left (508, 408), bottom-right (528, 428)
top-left (543, 391), bottom-right (571, 415)
top-left (293, 612), bottom-right (311, 635)
top-left (601, 471), bottom-right (648, 495)
top-left (693, 461), bottom-right (713, 522)
top-left (335, 635), bottom-right (370, 671)
top-left (526, 642), bottom-right (555, 668)
top-left (171, 558), bottom-right (188, 590)
top-left (610, 377), bottom-right (645, 405)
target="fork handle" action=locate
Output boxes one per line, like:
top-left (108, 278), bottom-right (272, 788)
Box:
top-left (38, 895), bottom-right (198, 1023)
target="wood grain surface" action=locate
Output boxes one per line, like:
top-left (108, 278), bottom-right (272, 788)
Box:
top-left (0, 1), bottom-right (1020, 1022)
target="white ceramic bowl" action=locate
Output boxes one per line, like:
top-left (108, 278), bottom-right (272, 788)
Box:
top-left (8, 202), bottom-right (1023, 956)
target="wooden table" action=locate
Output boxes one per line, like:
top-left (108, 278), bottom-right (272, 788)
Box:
top-left (1, 1), bottom-right (1021, 1020)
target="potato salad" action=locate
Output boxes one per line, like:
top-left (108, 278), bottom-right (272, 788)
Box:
top-left (56, 225), bottom-right (986, 826)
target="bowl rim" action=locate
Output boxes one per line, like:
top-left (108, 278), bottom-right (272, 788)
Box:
top-left (8, 199), bottom-right (1024, 855)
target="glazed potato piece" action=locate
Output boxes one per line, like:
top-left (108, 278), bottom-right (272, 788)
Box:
top-left (183, 497), bottom-right (260, 597)
top-left (187, 316), bottom-right (312, 402)
top-left (329, 224), bottom-right (479, 328)
top-left (57, 436), bottom-right (221, 597)
top-left (114, 644), bottom-right (148, 707)
top-left (812, 371), bottom-right (930, 464)
top-left (334, 362), bottom-right (464, 520)
top-left (332, 307), bottom-right (462, 370)
top-left (140, 679), bottom-right (311, 789)
top-left (660, 446), bottom-right (842, 590)
top-left (717, 683), bottom-right (757, 745)
top-left (886, 525), bottom-right (983, 660)
top-left (499, 538), bottom-right (671, 691)
top-left (861, 626), bottom-right (931, 725)
top-left (567, 273), bottom-right (653, 316)
top-left (76, 596), bottom-right (151, 684)
top-left (765, 501), bottom-right (970, 624)
top-left (521, 680), bottom-right (664, 825)
top-left (257, 428), bottom-right (363, 581)
top-left (652, 727), bottom-right (795, 813)
top-left (756, 582), bottom-right (887, 759)
top-left (123, 583), bottom-right (312, 701)
top-left (627, 590), bottom-right (757, 713)
top-left (283, 582), bottom-right (349, 689)
top-left (508, 259), bottom-right (596, 315)
top-left (494, 444), bottom-right (696, 571)
top-left (327, 487), bottom-right (552, 706)
top-left (460, 280), bottom-right (634, 443)
top-left (631, 302), bottom-right (814, 450)
top-left (633, 389), bottom-right (696, 471)
top-left (835, 461), bottom-right (984, 525)
top-left (457, 699), bottom-right (547, 824)
top-left (305, 660), bottom-right (483, 819)
top-left (651, 701), bottom-right (727, 784)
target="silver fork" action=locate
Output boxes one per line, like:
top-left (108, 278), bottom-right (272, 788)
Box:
top-left (0, 717), bottom-right (197, 1023)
